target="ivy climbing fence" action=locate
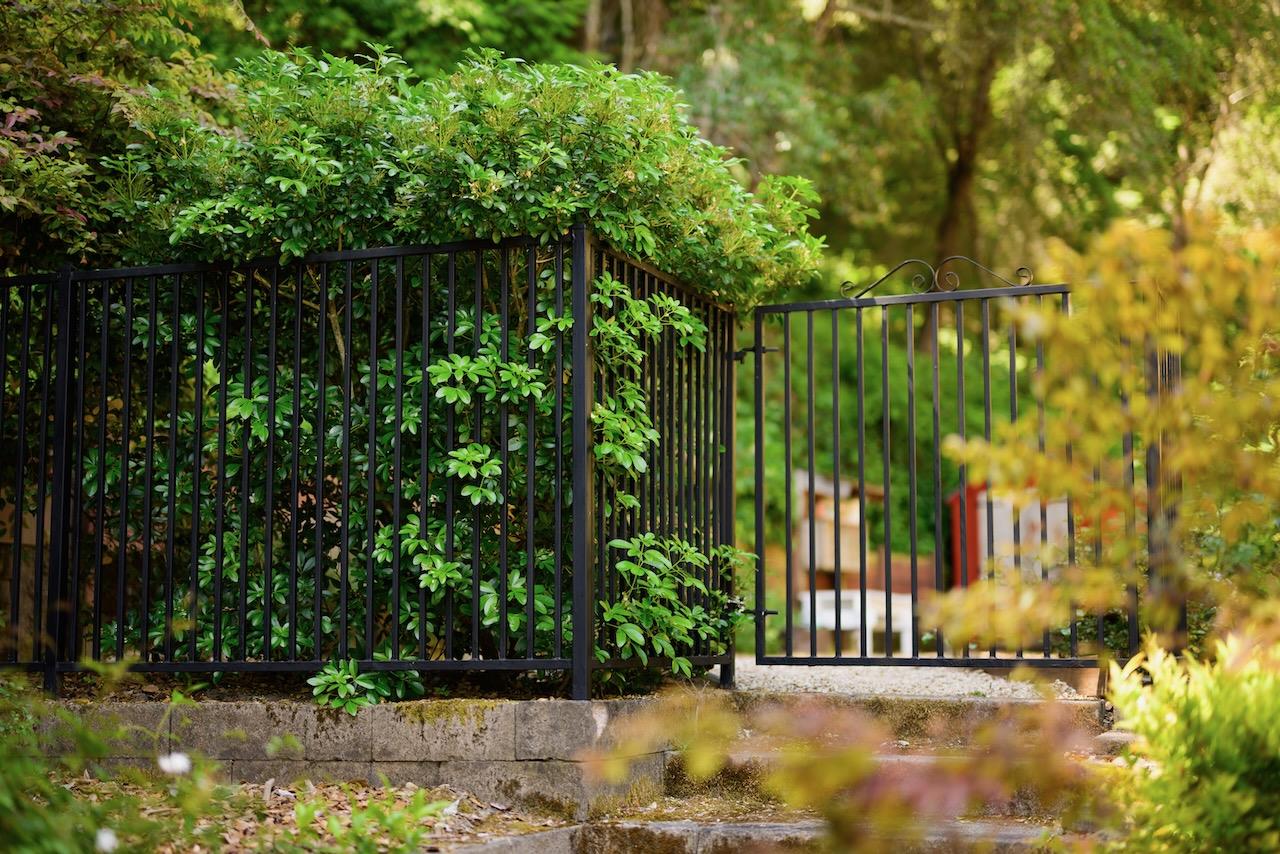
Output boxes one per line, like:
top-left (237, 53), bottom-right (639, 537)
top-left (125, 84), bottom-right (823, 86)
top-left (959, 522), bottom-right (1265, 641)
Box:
top-left (0, 227), bottom-right (739, 698)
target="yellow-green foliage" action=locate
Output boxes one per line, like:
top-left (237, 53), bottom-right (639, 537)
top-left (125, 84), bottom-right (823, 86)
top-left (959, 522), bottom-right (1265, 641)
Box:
top-left (928, 218), bottom-right (1280, 651)
top-left (1109, 637), bottom-right (1280, 852)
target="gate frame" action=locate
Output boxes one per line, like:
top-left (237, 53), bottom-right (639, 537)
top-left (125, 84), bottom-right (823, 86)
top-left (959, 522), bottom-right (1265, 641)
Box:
top-left (747, 257), bottom-right (1166, 669)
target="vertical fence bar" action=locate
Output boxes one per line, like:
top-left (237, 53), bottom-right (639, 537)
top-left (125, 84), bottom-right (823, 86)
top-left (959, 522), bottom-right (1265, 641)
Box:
top-left (570, 225), bottom-right (595, 700)
top-left (139, 276), bottom-right (159, 661)
top-left (721, 306), bottom-right (736, 686)
top-left (443, 254), bottom-right (457, 659)
top-left (498, 249), bottom-right (510, 658)
top-left (831, 310), bottom-right (842, 658)
top-left (981, 299), bottom-right (995, 657)
top-left (32, 281), bottom-right (55, 661)
top-left (1037, 295), bottom-right (1050, 657)
top-left (91, 279), bottom-right (110, 660)
top-left (857, 308), bottom-right (869, 657)
top-left (805, 311), bottom-right (817, 658)
top-left (8, 283), bottom-right (32, 662)
top-left (365, 261), bottom-right (379, 659)
top-left (263, 267), bottom-right (279, 660)
top-left (164, 274), bottom-right (181, 661)
top-left (1121, 340), bottom-right (1139, 657)
top-left (392, 256), bottom-right (405, 660)
top-left (213, 273), bottom-right (230, 661)
top-left (906, 304), bottom-right (919, 657)
top-left (955, 301), bottom-right (968, 604)
top-left (1062, 293), bottom-right (1078, 658)
top-left (753, 309), bottom-right (767, 660)
top-left (418, 255), bottom-right (432, 662)
top-left (557, 244), bottom-right (569, 659)
top-left (881, 306), bottom-right (893, 657)
top-left (68, 276), bottom-right (88, 663)
top-left (471, 252), bottom-right (483, 659)
top-left (189, 273), bottom-right (206, 662)
top-left (525, 246), bottom-right (537, 657)
top-left (0, 283), bottom-right (9, 659)
top-left (339, 261), bottom-right (353, 660)
top-left (314, 264), bottom-right (328, 660)
top-left (783, 316), bottom-right (794, 656)
top-left (290, 266), bottom-right (305, 660)
top-left (236, 273), bottom-right (253, 660)
top-left (117, 278), bottom-right (134, 662)
top-left (43, 266), bottom-right (77, 692)
top-left (930, 303), bottom-right (943, 657)
top-left (1008, 317), bottom-right (1022, 657)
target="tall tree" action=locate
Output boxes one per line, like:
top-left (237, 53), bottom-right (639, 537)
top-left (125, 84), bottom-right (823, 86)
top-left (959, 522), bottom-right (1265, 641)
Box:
top-left (647, 0), bottom-right (1280, 273)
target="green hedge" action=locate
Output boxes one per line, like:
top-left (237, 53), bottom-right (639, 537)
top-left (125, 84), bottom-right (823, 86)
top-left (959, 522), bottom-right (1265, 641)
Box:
top-left (106, 48), bottom-right (823, 308)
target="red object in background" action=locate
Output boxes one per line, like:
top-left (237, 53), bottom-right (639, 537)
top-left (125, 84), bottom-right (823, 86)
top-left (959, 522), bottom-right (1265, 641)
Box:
top-left (947, 484), bottom-right (985, 588)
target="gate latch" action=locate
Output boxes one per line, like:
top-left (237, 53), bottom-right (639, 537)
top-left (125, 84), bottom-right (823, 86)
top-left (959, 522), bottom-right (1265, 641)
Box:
top-left (733, 344), bottom-right (778, 362)
top-left (753, 608), bottom-right (779, 620)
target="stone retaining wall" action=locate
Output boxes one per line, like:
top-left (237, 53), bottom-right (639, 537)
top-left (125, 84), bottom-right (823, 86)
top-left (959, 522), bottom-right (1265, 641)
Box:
top-left (58, 697), bottom-right (664, 820)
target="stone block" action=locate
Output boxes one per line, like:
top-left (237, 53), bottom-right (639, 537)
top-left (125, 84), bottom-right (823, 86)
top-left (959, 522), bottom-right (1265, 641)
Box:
top-left (368, 760), bottom-right (443, 787)
top-left (231, 759), bottom-right (373, 785)
top-left (171, 700), bottom-right (313, 761)
top-left (369, 699), bottom-right (514, 761)
top-left (514, 698), bottom-right (658, 761)
top-left (434, 752), bottom-right (665, 821)
top-left (55, 700), bottom-right (170, 758)
top-left (307, 705), bottom-right (372, 761)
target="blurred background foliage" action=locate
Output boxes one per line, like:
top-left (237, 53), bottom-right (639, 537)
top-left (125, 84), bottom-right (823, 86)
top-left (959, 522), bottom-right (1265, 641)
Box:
top-left (5, 0), bottom-right (1278, 278)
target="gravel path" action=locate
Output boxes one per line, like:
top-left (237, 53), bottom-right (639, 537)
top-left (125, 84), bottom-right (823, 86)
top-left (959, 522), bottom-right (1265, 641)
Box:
top-left (712, 656), bottom-right (1086, 700)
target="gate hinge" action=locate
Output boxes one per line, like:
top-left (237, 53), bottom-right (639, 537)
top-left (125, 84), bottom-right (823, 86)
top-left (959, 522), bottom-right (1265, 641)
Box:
top-left (733, 344), bottom-right (777, 362)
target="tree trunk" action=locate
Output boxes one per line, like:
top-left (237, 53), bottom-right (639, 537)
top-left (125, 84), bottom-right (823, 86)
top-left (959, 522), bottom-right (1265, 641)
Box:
top-left (619, 0), bottom-right (636, 72)
top-left (919, 49), bottom-right (1000, 354)
top-left (583, 0), bottom-right (602, 54)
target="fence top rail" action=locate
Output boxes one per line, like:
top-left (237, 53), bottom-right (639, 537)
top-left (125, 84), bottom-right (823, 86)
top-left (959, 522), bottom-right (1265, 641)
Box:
top-left (594, 238), bottom-right (735, 317)
top-left (0, 233), bottom-right (561, 286)
top-left (755, 281), bottom-right (1070, 316)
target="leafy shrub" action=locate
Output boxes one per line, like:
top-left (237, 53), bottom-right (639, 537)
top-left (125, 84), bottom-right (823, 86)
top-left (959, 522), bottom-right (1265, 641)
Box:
top-left (1109, 637), bottom-right (1280, 852)
top-left (109, 48), bottom-right (822, 307)
top-left (604, 535), bottom-right (746, 676)
top-left (308, 657), bottom-right (426, 715)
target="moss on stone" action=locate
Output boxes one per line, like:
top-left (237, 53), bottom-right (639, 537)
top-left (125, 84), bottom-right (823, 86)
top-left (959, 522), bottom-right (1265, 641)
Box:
top-left (587, 773), bottom-right (664, 820)
top-left (395, 698), bottom-right (503, 728)
top-left (852, 696), bottom-right (975, 740)
top-left (664, 754), bottom-right (776, 802)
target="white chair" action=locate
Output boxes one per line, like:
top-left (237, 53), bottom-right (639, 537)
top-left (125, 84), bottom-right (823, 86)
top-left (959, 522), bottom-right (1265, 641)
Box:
top-left (797, 589), bottom-right (913, 656)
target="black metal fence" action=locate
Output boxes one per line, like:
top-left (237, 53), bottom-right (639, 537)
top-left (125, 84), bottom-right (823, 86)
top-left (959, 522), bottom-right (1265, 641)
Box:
top-left (750, 259), bottom-right (1172, 667)
top-left (0, 227), bottom-right (736, 697)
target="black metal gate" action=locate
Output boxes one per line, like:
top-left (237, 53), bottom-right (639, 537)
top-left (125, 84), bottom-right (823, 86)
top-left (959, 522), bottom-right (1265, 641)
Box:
top-left (749, 258), bottom-right (1139, 668)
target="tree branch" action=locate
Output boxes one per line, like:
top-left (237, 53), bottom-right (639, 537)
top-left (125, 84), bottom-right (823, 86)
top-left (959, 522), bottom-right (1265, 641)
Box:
top-left (832, 1), bottom-right (937, 32)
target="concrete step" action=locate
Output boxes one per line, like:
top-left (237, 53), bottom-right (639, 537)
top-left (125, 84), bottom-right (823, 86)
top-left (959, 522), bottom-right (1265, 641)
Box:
top-left (668, 744), bottom-right (1114, 822)
top-left (726, 691), bottom-right (1110, 744)
top-left (1091, 730), bottom-right (1135, 756)
top-left (447, 818), bottom-right (1069, 852)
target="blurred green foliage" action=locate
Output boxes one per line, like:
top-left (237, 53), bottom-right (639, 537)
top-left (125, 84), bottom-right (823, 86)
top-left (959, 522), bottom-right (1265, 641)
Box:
top-left (1110, 638), bottom-right (1280, 851)
top-left (201, 0), bottom-right (589, 71)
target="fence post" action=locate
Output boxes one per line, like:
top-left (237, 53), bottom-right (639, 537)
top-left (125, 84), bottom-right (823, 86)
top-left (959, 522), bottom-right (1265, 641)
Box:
top-left (719, 312), bottom-right (738, 688)
top-left (570, 225), bottom-right (596, 700)
top-left (1146, 341), bottom-right (1185, 651)
top-left (43, 265), bottom-right (77, 695)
